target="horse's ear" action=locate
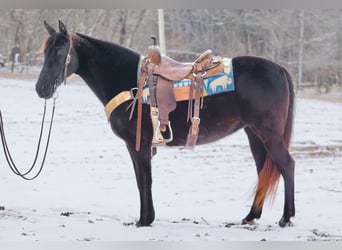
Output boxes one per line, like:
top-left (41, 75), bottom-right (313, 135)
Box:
top-left (58, 20), bottom-right (68, 34)
top-left (44, 20), bottom-right (56, 35)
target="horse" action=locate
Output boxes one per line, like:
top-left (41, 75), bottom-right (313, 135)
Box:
top-left (35, 20), bottom-right (295, 227)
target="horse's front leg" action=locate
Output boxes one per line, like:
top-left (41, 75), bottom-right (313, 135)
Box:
top-left (126, 143), bottom-right (155, 227)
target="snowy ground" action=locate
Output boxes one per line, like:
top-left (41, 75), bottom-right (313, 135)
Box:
top-left (0, 77), bottom-right (341, 241)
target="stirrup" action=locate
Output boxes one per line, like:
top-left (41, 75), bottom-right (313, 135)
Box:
top-left (153, 120), bottom-right (173, 145)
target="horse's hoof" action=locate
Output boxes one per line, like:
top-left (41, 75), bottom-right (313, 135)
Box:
top-left (242, 218), bottom-right (256, 225)
top-left (278, 218), bottom-right (294, 227)
top-left (136, 218), bottom-right (154, 227)
top-left (136, 221), bottom-right (152, 227)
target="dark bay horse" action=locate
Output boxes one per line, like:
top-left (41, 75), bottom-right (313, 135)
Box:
top-left (35, 20), bottom-right (295, 227)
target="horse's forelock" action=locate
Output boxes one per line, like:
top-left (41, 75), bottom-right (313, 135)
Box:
top-left (38, 33), bottom-right (65, 54)
top-left (39, 37), bottom-right (50, 53)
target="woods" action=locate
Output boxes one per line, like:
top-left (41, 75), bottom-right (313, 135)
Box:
top-left (0, 9), bottom-right (341, 87)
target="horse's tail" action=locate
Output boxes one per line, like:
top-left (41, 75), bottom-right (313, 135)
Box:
top-left (254, 67), bottom-right (295, 212)
top-left (282, 67), bottom-right (295, 148)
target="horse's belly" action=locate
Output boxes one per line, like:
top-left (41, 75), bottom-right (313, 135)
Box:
top-left (167, 97), bottom-right (242, 146)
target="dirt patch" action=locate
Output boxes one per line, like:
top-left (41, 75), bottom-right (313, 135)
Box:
top-left (0, 72), bottom-right (38, 80)
top-left (0, 72), bottom-right (84, 84)
top-left (308, 229), bottom-right (342, 241)
top-left (297, 91), bottom-right (342, 103)
top-left (291, 145), bottom-right (342, 158)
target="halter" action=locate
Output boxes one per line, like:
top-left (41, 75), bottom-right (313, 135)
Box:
top-left (63, 32), bottom-right (73, 85)
top-left (53, 32), bottom-right (73, 91)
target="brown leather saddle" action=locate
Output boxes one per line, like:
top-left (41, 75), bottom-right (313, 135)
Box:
top-left (135, 40), bottom-right (223, 152)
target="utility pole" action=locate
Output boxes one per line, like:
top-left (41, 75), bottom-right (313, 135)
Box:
top-left (298, 10), bottom-right (305, 90)
top-left (158, 9), bottom-right (166, 55)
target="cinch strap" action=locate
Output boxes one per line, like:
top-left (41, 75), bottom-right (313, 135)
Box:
top-left (104, 91), bottom-right (132, 120)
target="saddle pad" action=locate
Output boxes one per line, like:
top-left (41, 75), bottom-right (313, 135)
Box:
top-left (142, 57), bottom-right (234, 103)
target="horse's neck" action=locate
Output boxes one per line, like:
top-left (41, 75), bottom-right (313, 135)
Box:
top-left (74, 35), bottom-right (140, 105)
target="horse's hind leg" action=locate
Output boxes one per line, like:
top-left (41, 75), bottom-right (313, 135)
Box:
top-left (242, 127), bottom-right (268, 224)
top-left (263, 136), bottom-right (295, 227)
top-left (243, 127), bottom-right (295, 227)
top-left (126, 143), bottom-right (155, 227)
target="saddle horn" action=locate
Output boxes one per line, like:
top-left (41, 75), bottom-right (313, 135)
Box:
top-left (150, 36), bottom-right (157, 46)
top-left (148, 36), bottom-right (161, 64)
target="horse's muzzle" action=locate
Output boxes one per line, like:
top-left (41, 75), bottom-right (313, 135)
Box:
top-left (35, 82), bottom-right (55, 99)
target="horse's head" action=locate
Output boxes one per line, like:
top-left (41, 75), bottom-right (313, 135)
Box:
top-left (36, 20), bottom-right (79, 99)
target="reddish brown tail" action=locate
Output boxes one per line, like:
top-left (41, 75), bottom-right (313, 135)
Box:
top-left (254, 67), bottom-right (295, 212)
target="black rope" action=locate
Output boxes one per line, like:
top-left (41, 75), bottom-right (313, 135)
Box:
top-left (0, 30), bottom-right (71, 180)
top-left (0, 101), bottom-right (47, 176)
top-left (0, 98), bottom-right (56, 180)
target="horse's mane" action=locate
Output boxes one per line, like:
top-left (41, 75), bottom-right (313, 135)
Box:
top-left (75, 33), bottom-right (140, 58)
top-left (39, 32), bottom-right (140, 59)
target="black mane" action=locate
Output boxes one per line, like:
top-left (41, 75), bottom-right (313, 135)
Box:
top-left (75, 33), bottom-right (139, 60)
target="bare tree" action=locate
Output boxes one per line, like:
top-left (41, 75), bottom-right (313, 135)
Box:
top-left (0, 9), bottom-right (340, 85)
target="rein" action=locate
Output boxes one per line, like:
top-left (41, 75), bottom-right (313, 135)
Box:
top-left (0, 97), bottom-right (57, 180)
top-left (0, 33), bottom-right (72, 180)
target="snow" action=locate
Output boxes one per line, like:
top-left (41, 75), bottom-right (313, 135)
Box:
top-left (0, 77), bottom-right (341, 241)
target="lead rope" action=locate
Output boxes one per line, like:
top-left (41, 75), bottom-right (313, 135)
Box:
top-left (0, 96), bottom-right (57, 180)
top-left (0, 33), bottom-right (72, 180)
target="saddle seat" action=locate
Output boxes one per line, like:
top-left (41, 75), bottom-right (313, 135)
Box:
top-left (152, 49), bottom-right (215, 81)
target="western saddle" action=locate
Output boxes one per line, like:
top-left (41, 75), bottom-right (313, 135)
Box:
top-left (135, 38), bottom-right (223, 152)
